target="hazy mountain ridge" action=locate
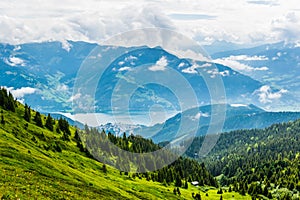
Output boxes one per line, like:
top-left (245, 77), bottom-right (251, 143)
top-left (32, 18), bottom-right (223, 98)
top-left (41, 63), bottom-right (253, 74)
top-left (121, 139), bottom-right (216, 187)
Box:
top-left (211, 42), bottom-right (300, 111)
top-left (132, 104), bottom-right (300, 143)
top-left (0, 41), bottom-right (270, 114)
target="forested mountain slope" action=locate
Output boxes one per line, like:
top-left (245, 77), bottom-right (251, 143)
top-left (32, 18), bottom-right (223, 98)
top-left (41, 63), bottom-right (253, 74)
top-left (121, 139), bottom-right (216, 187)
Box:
top-left (185, 119), bottom-right (300, 199)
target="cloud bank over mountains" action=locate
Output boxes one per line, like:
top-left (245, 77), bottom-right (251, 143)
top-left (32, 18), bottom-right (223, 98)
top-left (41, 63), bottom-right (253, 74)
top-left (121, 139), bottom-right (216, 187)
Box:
top-left (0, 0), bottom-right (300, 46)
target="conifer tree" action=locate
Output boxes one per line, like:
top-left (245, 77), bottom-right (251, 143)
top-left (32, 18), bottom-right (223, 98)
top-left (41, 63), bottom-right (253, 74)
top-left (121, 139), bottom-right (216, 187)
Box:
top-left (1, 114), bottom-right (5, 125)
top-left (24, 104), bottom-right (31, 122)
top-left (7, 92), bottom-right (15, 112)
top-left (102, 164), bottom-right (107, 173)
top-left (0, 88), bottom-right (15, 112)
top-left (34, 112), bottom-right (43, 127)
top-left (45, 114), bottom-right (53, 131)
top-left (184, 181), bottom-right (188, 189)
top-left (177, 187), bottom-right (181, 196)
top-left (175, 174), bottom-right (182, 187)
top-left (173, 188), bottom-right (177, 195)
top-left (58, 117), bottom-right (71, 141)
top-left (0, 88), bottom-right (5, 107)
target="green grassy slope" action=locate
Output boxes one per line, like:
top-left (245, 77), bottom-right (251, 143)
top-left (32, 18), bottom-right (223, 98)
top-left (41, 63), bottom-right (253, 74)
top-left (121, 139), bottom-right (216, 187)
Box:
top-left (0, 103), bottom-right (251, 199)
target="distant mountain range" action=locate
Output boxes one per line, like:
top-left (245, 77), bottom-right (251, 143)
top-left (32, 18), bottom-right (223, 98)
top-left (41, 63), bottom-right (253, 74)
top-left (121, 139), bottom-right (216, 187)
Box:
top-left (132, 104), bottom-right (300, 143)
top-left (0, 40), bottom-right (292, 114)
top-left (211, 41), bottom-right (300, 111)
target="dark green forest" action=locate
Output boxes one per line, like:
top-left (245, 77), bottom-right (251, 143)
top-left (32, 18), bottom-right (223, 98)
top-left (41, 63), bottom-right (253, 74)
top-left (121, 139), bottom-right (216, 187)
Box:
top-left (80, 127), bottom-right (218, 188)
top-left (185, 119), bottom-right (300, 199)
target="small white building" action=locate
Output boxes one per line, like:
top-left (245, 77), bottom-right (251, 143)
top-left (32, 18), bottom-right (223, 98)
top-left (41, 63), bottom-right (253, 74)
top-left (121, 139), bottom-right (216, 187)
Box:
top-left (191, 181), bottom-right (199, 186)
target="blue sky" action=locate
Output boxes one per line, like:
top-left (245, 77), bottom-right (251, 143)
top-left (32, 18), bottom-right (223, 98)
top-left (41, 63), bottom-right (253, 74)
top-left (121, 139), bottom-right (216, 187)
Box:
top-left (0, 0), bottom-right (299, 45)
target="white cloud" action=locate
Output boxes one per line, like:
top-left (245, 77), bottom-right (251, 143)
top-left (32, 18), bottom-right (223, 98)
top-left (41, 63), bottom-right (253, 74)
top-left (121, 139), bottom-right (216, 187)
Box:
top-left (175, 49), bottom-right (210, 62)
top-left (67, 93), bottom-right (81, 102)
top-left (181, 64), bottom-right (200, 74)
top-left (224, 55), bottom-right (269, 61)
top-left (118, 61), bottom-right (125, 66)
top-left (119, 66), bottom-right (132, 72)
top-left (214, 57), bottom-right (269, 72)
top-left (4, 56), bottom-right (25, 67)
top-left (148, 56), bottom-right (168, 71)
top-left (57, 84), bottom-right (69, 92)
top-left (219, 70), bottom-right (230, 77)
top-left (247, 0), bottom-right (279, 6)
top-left (61, 40), bottom-right (72, 52)
top-left (230, 104), bottom-right (248, 107)
top-left (6, 87), bottom-right (37, 103)
top-left (254, 85), bottom-right (288, 103)
top-left (272, 12), bottom-right (300, 43)
top-left (207, 69), bottom-right (230, 78)
top-left (13, 46), bottom-right (21, 51)
top-left (0, 2), bottom-right (174, 45)
top-left (181, 63), bottom-right (212, 74)
top-left (191, 112), bottom-right (210, 121)
top-left (124, 55), bottom-right (138, 62)
top-left (178, 62), bottom-right (186, 68)
top-left (199, 63), bottom-right (212, 68)
top-left (5, 71), bottom-right (17, 75)
top-left (0, 0), bottom-right (299, 45)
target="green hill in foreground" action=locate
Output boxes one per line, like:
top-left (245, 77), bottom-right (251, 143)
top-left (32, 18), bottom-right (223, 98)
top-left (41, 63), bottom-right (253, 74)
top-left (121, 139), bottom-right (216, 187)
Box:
top-left (0, 89), bottom-right (250, 199)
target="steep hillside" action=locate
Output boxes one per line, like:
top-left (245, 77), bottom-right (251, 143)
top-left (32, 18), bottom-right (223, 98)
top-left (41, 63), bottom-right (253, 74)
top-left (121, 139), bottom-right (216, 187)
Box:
top-left (0, 89), bottom-right (251, 199)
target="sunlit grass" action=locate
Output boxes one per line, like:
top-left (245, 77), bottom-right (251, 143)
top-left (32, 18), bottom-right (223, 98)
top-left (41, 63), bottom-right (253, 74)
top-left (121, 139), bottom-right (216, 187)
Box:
top-left (0, 106), bottom-right (251, 199)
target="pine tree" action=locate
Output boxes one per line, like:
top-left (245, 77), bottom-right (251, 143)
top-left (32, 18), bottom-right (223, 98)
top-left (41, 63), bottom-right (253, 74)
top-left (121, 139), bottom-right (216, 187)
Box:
top-left (0, 88), bottom-right (15, 112)
top-left (217, 188), bottom-right (223, 194)
top-left (194, 193), bottom-right (201, 200)
top-left (84, 124), bottom-right (90, 134)
top-left (7, 92), bottom-right (15, 112)
top-left (184, 181), bottom-right (188, 189)
top-left (102, 164), bottom-right (107, 173)
top-left (0, 88), bottom-right (8, 110)
top-left (74, 129), bottom-right (80, 142)
top-left (0, 88), bottom-right (5, 107)
top-left (1, 114), bottom-right (5, 125)
top-left (58, 117), bottom-right (71, 141)
top-left (45, 113), bottom-right (54, 131)
top-left (263, 185), bottom-right (269, 196)
top-left (177, 187), bottom-right (181, 196)
top-left (34, 112), bottom-right (43, 127)
top-left (24, 104), bottom-right (31, 122)
top-left (173, 188), bottom-right (177, 195)
top-left (175, 174), bottom-right (182, 187)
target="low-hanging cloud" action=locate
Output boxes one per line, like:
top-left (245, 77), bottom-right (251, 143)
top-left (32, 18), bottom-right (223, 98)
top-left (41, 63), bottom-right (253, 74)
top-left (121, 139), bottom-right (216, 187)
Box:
top-left (272, 12), bottom-right (300, 43)
top-left (214, 56), bottom-right (269, 72)
top-left (5, 87), bottom-right (37, 103)
top-left (254, 85), bottom-right (288, 103)
top-left (148, 56), bottom-right (168, 71)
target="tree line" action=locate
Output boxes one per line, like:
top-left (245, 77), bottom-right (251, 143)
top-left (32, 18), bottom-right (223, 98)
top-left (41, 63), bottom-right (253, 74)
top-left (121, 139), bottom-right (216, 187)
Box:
top-left (80, 126), bottom-right (218, 188)
top-left (185, 119), bottom-right (300, 199)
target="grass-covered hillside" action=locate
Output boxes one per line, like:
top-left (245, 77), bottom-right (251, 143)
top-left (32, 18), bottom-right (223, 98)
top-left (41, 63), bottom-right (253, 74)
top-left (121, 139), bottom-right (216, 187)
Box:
top-left (0, 88), bottom-right (251, 199)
